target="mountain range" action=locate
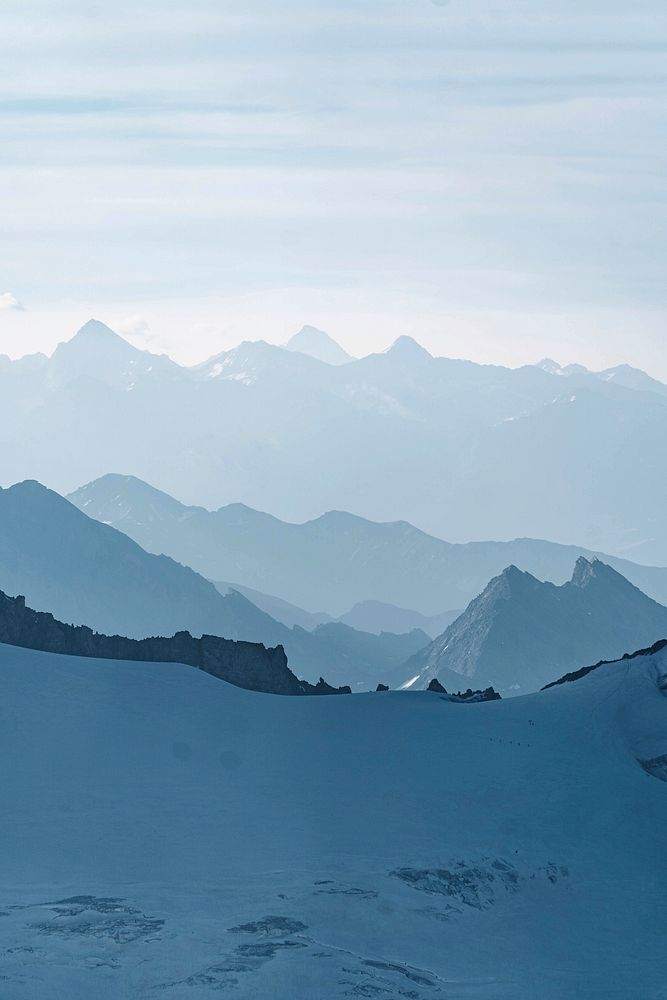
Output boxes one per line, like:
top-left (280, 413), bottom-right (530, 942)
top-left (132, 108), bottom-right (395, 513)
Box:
top-left (210, 584), bottom-right (453, 637)
top-left (2, 318), bottom-right (667, 561)
top-left (10, 476), bottom-right (666, 697)
top-left (69, 472), bottom-right (667, 616)
top-left (401, 557), bottom-right (667, 694)
top-left (0, 481), bottom-right (428, 688)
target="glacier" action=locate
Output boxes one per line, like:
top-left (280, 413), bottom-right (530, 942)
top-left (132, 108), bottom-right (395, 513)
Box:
top-left (1, 642), bottom-right (666, 998)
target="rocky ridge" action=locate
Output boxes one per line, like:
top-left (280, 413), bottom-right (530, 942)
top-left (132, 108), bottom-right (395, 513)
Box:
top-left (0, 590), bottom-right (350, 696)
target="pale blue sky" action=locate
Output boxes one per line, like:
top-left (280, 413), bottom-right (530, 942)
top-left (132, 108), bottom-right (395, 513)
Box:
top-left (1, 0), bottom-right (666, 373)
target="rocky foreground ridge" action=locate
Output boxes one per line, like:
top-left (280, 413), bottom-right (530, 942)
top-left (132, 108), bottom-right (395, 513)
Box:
top-left (542, 637), bottom-right (667, 691)
top-left (0, 590), bottom-right (350, 696)
top-left (426, 677), bottom-right (501, 701)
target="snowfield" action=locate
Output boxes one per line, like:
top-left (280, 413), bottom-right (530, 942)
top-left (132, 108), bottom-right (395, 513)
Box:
top-left (1, 643), bottom-right (667, 999)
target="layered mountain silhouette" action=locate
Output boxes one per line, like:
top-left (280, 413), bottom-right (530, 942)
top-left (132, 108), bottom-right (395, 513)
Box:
top-left (214, 581), bottom-right (333, 630)
top-left (0, 481), bottom-right (428, 687)
top-left (284, 325), bottom-right (353, 365)
top-left (213, 585), bottom-right (454, 637)
top-left (3, 319), bottom-right (667, 560)
top-left (401, 558), bottom-right (667, 694)
top-left (69, 473), bottom-right (667, 616)
top-left (337, 601), bottom-right (459, 638)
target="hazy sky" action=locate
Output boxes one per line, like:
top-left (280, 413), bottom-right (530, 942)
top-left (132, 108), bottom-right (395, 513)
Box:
top-left (1, 0), bottom-right (666, 374)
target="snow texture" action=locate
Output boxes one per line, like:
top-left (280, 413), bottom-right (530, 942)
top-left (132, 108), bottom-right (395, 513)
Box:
top-left (1, 641), bottom-right (667, 998)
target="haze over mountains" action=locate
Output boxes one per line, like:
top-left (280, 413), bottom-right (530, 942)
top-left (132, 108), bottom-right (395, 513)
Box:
top-left (70, 472), bottom-right (667, 616)
top-left (0, 481), bottom-right (428, 688)
top-left (6, 4), bottom-right (667, 993)
top-left (0, 471), bottom-right (656, 697)
top-left (3, 323), bottom-right (667, 997)
top-left (402, 557), bottom-right (667, 695)
top-left (3, 319), bottom-right (667, 561)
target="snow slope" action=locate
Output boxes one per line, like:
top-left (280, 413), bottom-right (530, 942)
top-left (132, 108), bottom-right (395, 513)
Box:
top-left (1, 642), bottom-right (667, 998)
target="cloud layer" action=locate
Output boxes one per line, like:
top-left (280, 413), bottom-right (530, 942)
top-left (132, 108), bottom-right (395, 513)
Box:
top-left (0, 292), bottom-right (24, 311)
top-left (1, 0), bottom-right (666, 369)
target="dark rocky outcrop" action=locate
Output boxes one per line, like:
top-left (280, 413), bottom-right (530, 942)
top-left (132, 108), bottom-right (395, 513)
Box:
top-left (376, 683), bottom-right (389, 692)
top-left (542, 638), bottom-right (667, 691)
top-left (427, 677), bottom-right (501, 702)
top-left (0, 590), bottom-right (350, 697)
top-left (311, 676), bottom-right (352, 696)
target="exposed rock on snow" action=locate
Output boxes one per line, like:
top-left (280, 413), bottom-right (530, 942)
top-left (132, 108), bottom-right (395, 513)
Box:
top-left (426, 677), bottom-right (501, 701)
top-left (0, 589), bottom-right (350, 696)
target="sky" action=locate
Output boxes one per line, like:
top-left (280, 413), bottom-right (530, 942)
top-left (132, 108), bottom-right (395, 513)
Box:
top-left (1, 0), bottom-right (666, 375)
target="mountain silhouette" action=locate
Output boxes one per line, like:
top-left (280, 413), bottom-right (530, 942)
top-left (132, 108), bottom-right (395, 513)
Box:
top-left (401, 558), bottom-right (667, 694)
top-left (0, 480), bottom-right (427, 687)
top-left (285, 325), bottom-right (352, 365)
top-left (70, 473), bottom-right (667, 616)
top-left (3, 320), bottom-right (667, 560)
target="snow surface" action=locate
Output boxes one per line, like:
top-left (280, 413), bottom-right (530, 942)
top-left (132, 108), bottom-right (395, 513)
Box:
top-left (1, 643), bottom-right (667, 998)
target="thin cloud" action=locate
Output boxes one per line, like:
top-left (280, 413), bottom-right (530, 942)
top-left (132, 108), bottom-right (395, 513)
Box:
top-left (116, 313), bottom-right (149, 336)
top-left (0, 292), bottom-right (25, 311)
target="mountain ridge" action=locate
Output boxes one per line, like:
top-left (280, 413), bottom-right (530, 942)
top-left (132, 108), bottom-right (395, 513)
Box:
top-left (402, 557), bottom-right (667, 694)
top-left (4, 319), bottom-right (667, 559)
top-left (0, 479), bottom-right (429, 688)
top-left (0, 588), bottom-right (349, 696)
top-left (69, 473), bottom-right (667, 616)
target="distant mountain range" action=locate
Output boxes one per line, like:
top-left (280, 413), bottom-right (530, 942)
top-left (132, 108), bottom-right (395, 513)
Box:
top-left (3, 319), bottom-right (667, 561)
top-left (69, 473), bottom-right (667, 616)
top-left (212, 585), bottom-right (456, 638)
top-left (400, 557), bottom-right (667, 694)
top-left (337, 601), bottom-right (459, 638)
top-left (0, 481), bottom-right (428, 688)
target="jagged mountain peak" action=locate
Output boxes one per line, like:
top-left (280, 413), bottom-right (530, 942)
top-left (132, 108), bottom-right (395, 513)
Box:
top-left (45, 318), bottom-right (179, 392)
top-left (570, 556), bottom-right (633, 590)
top-left (285, 325), bottom-right (352, 366)
top-left (75, 317), bottom-right (121, 339)
top-left (70, 473), bottom-right (196, 525)
top-left (385, 335), bottom-right (432, 360)
top-left (401, 556), bottom-right (667, 695)
top-left (501, 563), bottom-right (526, 579)
top-left (570, 555), bottom-right (598, 586)
top-left (55, 319), bottom-right (138, 357)
top-left (488, 564), bottom-right (539, 594)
